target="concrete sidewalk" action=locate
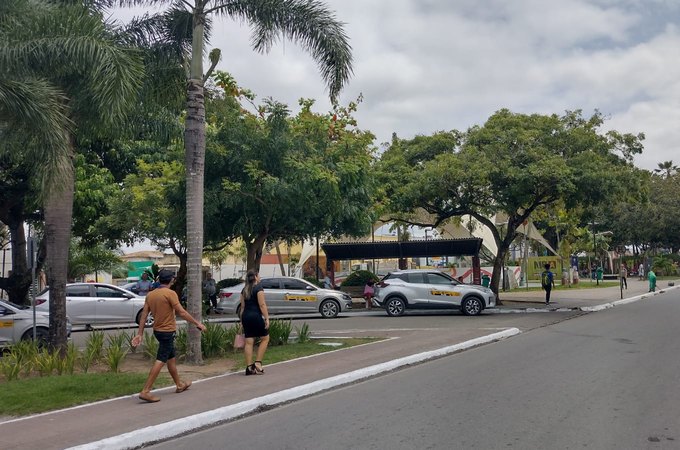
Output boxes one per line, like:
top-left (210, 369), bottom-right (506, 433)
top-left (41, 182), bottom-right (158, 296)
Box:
top-left (495, 277), bottom-right (678, 311)
top-left (2, 280), bottom-right (678, 450)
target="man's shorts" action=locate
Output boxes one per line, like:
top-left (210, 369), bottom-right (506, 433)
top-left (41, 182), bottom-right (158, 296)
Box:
top-left (154, 331), bottom-right (176, 363)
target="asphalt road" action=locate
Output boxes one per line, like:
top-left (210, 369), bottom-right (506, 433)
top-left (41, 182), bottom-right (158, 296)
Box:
top-left (152, 290), bottom-right (680, 450)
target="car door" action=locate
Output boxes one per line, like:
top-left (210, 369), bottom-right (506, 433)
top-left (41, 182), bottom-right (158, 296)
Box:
top-left (403, 272), bottom-right (430, 306)
top-left (281, 278), bottom-right (318, 313)
top-left (94, 285), bottom-right (135, 324)
top-left (259, 278), bottom-right (285, 314)
top-left (0, 303), bottom-right (15, 345)
top-left (65, 284), bottom-right (97, 324)
top-left (427, 272), bottom-right (461, 308)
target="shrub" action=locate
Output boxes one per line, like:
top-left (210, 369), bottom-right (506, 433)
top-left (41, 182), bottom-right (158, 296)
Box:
top-left (85, 330), bottom-right (105, 363)
top-left (62, 343), bottom-right (78, 375)
top-left (295, 322), bottom-right (311, 343)
top-left (142, 331), bottom-right (159, 360)
top-left (34, 349), bottom-right (58, 377)
top-left (340, 270), bottom-right (379, 287)
top-left (224, 323), bottom-right (240, 352)
top-left (78, 347), bottom-right (98, 373)
top-left (216, 278), bottom-right (243, 290)
top-left (201, 322), bottom-right (228, 358)
top-left (268, 319), bottom-right (292, 346)
top-left (105, 343), bottom-right (128, 373)
top-left (304, 277), bottom-right (323, 288)
top-left (0, 352), bottom-right (22, 381)
top-left (175, 326), bottom-right (188, 358)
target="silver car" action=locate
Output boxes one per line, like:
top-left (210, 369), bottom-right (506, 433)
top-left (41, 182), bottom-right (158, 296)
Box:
top-left (35, 283), bottom-right (153, 327)
top-left (373, 269), bottom-right (496, 316)
top-left (0, 299), bottom-right (71, 346)
top-left (216, 277), bottom-right (353, 319)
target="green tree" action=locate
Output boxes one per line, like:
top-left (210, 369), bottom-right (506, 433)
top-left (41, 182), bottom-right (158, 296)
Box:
top-left (211, 90), bottom-right (374, 270)
top-left (0, 0), bottom-right (143, 352)
top-left (119, 0), bottom-right (353, 364)
top-left (377, 110), bottom-right (643, 297)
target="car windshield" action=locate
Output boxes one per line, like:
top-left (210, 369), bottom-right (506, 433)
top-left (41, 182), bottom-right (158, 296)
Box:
top-left (2, 300), bottom-right (28, 310)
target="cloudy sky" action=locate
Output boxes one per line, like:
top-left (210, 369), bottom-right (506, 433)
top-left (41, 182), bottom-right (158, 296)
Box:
top-left (112, 0), bottom-right (680, 171)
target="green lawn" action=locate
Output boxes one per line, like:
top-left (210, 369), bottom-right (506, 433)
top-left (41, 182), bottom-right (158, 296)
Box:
top-left (0, 338), bottom-right (378, 417)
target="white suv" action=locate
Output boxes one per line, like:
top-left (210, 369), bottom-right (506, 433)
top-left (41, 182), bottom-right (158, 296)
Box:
top-left (373, 269), bottom-right (496, 316)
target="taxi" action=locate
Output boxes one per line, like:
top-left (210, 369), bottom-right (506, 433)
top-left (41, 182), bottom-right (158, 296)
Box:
top-left (0, 299), bottom-right (70, 347)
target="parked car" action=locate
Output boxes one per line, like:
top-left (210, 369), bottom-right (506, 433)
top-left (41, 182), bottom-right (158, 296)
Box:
top-left (216, 276), bottom-right (353, 319)
top-left (373, 269), bottom-right (496, 316)
top-left (0, 299), bottom-right (71, 347)
top-left (120, 282), bottom-right (140, 295)
top-left (34, 283), bottom-right (153, 327)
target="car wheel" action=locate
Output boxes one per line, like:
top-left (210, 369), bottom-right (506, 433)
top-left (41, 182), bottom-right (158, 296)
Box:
top-left (461, 296), bottom-right (484, 316)
top-left (385, 297), bottom-right (406, 317)
top-left (320, 299), bottom-right (340, 318)
top-left (235, 304), bottom-right (242, 317)
top-left (22, 327), bottom-right (49, 347)
top-left (136, 309), bottom-right (154, 327)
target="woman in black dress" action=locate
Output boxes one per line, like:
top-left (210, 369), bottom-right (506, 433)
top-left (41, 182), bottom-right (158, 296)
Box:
top-left (239, 270), bottom-right (270, 375)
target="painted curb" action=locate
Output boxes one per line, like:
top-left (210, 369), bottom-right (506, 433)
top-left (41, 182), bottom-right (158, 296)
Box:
top-left (67, 328), bottom-right (521, 450)
top-left (579, 285), bottom-right (680, 312)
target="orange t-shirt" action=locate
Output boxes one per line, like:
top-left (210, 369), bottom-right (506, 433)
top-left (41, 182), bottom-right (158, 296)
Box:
top-left (145, 287), bottom-right (180, 332)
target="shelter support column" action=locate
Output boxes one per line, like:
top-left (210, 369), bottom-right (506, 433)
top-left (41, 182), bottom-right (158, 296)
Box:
top-left (472, 256), bottom-right (481, 285)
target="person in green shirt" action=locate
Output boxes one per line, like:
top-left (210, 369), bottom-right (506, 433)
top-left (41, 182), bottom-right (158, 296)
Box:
top-left (648, 269), bottom-right (657, 292)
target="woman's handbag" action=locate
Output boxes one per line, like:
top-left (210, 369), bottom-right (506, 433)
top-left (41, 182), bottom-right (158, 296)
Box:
top-left (233, 326), bottom-right (245, 349)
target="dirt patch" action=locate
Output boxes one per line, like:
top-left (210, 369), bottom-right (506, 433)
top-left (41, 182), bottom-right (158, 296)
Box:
top-left (118, 352), bottom-right (238, 379)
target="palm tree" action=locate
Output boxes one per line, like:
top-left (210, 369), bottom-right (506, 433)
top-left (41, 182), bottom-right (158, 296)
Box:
top-left (119, 0), bottom-right (353, 364)
top-left (0, 0), bottom-right (143, 352)
top-left (654, 160), bottom-right (678, 178)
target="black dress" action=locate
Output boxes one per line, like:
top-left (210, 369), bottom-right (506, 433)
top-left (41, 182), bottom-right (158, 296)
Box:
top-left (242, 284), bottom-right (268, 338)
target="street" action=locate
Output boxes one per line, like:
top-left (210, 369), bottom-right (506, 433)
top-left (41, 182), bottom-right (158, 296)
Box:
top-left (152, 290), bottom-right (680, 450)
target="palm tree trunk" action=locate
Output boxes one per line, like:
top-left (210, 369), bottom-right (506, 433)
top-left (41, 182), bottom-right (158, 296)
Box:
top-left (44, 151), bottom-right (74, 355)
top-left (184, 11), bottom-right (207, 365)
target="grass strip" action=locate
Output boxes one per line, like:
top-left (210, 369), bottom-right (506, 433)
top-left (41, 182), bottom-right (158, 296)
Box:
top-left (1, 338), bottom-right (379, 417)
top-left (0, 372), bottom-right (171, 416)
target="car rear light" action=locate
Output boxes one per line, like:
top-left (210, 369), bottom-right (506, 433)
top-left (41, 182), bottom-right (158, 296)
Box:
top-left (377, 282), bottom-right (390, 288)
top-left (34, 298), bottom-right (46, 306)
top-left (219, 292), bottom-right (233, 299)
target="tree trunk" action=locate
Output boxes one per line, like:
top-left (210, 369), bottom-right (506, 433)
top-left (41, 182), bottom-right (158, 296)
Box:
top-left (246, 234), bottom-right (268, 271)
top-left (0, 216), bottom-right (31, 305)
top-left (275, 241), bottom-right (286, 276)
top-left (184, 12), bottom-right (207, 365)
top-left (44, 153), bottom-right (75, 356)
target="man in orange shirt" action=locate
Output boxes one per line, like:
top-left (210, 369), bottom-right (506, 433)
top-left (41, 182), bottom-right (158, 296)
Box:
top-left (132, 269), bottom-right (207, 403)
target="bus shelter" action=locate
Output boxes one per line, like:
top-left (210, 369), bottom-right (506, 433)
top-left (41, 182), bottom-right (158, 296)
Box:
top-left (321, 238), bottom-right (483, 285)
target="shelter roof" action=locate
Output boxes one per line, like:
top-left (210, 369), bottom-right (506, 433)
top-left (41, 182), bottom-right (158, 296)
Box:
top-left (322, 238), bottom-right (482, 260)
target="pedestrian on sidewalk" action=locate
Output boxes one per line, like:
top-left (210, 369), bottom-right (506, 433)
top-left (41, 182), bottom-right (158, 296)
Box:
top-left (363, 279), bottom-right (375, 310)
top-left (639, 262), bottom-right (645, 281)
top-left (648, 269), bottom-right (657, 292)
top-left (239, 269), bottom-right (270, 375)
top-left (132, 269), bottom-right (207, 403)
top-left (202, 272), bottom-right (217, 314)
top-left (620, 264), bottom-right (628, 289)
top-left (541, 263), bottom-right (555, 305)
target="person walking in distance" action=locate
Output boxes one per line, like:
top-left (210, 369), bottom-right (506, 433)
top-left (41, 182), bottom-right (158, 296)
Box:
top-left (202, 272), bottom-right (217, 314)
top-left (136, 272), bottom-right (153, 296)
top-left (648, 269), bottom-right (657, 292)
top-left (239, 270), bottom-right (270, 375)
top-left (131, 269), bottom-right (206, 403)
top-left (541, 263), bottom-right (556, 306)
top-left (639, 262), bottom-right (645, 281)
top-left (363, 279), bottom-right (375, 310)
top-left (620, 264), bottom-right (628, 289)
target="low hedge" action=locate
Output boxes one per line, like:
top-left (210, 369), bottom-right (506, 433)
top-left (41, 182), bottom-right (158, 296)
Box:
top-left (340, 270), bottom-right (379, 287)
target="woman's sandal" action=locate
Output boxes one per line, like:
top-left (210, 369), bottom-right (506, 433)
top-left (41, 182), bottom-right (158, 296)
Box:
top-left (245, 364), bottom-right (257, 376)
top-left (254, 361), bottom-right (265, 374)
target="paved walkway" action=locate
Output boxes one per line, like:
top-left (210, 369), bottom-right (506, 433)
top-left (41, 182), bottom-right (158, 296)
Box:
top-left (1, 278), bottom-right (677, 450)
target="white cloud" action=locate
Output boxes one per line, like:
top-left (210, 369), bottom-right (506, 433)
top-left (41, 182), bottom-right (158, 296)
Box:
top-left (111, 0), bottom-right (680, 170)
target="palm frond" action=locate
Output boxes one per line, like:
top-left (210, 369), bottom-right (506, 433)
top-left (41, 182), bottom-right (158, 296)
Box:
top-left (0, 78), bottom-right (73, 193)
top-left (212, 0), bottom-right (353, 101)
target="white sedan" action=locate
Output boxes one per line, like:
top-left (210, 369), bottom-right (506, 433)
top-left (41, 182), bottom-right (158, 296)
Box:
top-left (0, 299), bottom-right (71, 346)
top-left (35, 283), bottom-right (153, 327)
